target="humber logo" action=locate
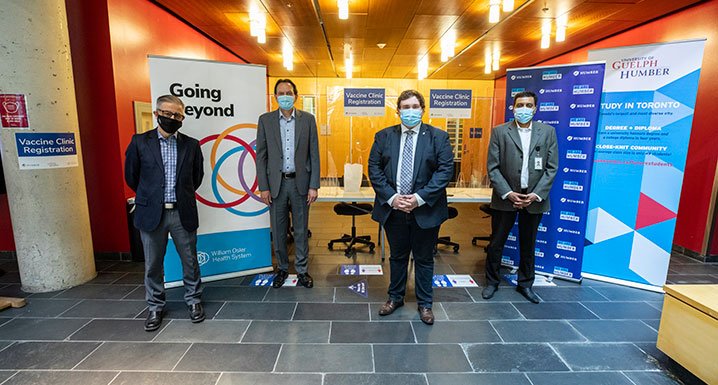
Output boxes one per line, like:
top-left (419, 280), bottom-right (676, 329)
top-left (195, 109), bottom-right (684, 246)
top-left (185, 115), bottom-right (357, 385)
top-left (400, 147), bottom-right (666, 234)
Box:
top-left (569, 117), bottom-right (591, 127)
top-left (556, 240), bottom-right (577, 252)
top-left (539, 102), bottom-right (559, 112)
top-left (510, 87), bottom-right (526, 97)
top-left (570, 103), bottom-right (596, 109)
top-left (566, 150), bottom-right (587, 160)
top-left (542, 70), bottom-right (562, 80)
top-left (572, 84), bottom-right (595, 95)
top-left (563, 181), bottom-right (584, 191)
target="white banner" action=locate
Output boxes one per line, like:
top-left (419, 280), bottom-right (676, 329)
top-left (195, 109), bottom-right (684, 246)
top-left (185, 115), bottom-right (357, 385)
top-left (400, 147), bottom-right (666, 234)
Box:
top-left (148, 56), bottom-right (272, 285)
top-left (583, 39), bottom-right (706, 291)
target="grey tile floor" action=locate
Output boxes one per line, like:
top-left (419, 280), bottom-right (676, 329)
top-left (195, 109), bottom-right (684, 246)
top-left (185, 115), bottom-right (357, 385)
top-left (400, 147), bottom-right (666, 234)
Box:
top-left (0, 203), bottom-right (714, 384)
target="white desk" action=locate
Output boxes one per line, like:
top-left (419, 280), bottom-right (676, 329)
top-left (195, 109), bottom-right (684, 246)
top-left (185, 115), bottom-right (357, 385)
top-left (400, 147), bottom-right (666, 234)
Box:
top-left (316, 187), bottom-right (492, 260)
top-left (317, 186), bottom-right (492, 203)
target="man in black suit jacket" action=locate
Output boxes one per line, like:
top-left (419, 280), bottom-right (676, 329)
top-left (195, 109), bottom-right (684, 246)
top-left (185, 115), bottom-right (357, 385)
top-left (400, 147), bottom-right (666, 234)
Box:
top-left (368, 89), bottom-right (454, 325)
top-left (125, 95), bottom-right (205, 331)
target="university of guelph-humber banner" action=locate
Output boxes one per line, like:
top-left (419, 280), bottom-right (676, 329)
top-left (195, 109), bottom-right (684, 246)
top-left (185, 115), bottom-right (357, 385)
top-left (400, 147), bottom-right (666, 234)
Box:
top-left (583, 40), bottom-right (706, 291)
top-left (148, 56), bottom-right (272, 287)
top-left (504, 62), bottom-right (605, 281)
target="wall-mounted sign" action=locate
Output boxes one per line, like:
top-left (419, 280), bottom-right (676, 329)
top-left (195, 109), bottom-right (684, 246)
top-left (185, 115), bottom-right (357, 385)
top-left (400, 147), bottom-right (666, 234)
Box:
top-left (15, 132), bottom-right (78, 170)
top-left (0, 94), bottom-right (30, 128)
top-left (344, 88), bottom-right (385, 116)
top-left (429, 89), bottom-right (472, 118)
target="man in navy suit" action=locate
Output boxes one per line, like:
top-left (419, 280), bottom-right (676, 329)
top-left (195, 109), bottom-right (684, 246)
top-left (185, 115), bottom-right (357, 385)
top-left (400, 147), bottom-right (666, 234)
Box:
top-left (125, 94), bottom-right (205, 331)
top-left (368, 89), bottom-right (454, 325)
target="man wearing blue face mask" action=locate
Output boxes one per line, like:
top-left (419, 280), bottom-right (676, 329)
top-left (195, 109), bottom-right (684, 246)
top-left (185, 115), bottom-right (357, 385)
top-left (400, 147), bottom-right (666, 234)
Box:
top-left (483, 91), bottom-right (558, 304)
top-left (368, 89), bottom-right (454, 325)
top-left (256, 79), bottom-right (320, 289)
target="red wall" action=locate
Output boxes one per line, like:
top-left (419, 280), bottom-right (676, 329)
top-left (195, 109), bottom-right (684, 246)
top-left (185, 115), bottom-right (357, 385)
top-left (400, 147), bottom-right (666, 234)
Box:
top-left (66, 0), bottom-right (126, 253)
top-left (61, 0), bottom-right (245, 254)
top-left (0, 195), bottom-right (14, 250)
top-left (495, 1), bottom-right (718, 255)
top-left (107, 0), bottom-right (245, 201)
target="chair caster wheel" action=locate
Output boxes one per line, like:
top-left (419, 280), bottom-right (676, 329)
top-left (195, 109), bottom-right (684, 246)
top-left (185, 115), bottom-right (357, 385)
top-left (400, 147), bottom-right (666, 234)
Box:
top-left (471, 239), bottom-right (477, 246)
top-left (328, 242), bottom-right (333, 250)
top-left (453, 246), bottom-right (460, 253)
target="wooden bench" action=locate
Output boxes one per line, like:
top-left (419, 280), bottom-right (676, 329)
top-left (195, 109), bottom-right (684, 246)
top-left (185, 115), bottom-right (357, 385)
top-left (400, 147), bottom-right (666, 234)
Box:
top-left (0, 297), bottom-right (26, 310)
top-left (657, 284), bottom-right (718, 384)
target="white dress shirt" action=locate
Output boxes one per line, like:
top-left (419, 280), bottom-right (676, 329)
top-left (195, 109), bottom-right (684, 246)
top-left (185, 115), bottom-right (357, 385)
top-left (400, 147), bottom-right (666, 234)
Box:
top-left (502, 121), bottom-right (541, 201)
top-left (518, 123), bottom-right (532, 189)
top-left (388, 123), bottom-right (425, 208)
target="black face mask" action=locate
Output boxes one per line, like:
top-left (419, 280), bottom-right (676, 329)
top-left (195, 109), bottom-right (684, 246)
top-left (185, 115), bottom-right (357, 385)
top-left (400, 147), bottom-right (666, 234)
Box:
top-left (157, 115), bottom-right (182, 134)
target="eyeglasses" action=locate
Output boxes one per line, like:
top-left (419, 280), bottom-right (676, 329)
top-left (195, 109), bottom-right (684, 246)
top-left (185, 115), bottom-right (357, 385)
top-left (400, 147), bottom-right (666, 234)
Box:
top-left (157, 108), bottom-right (185, 121)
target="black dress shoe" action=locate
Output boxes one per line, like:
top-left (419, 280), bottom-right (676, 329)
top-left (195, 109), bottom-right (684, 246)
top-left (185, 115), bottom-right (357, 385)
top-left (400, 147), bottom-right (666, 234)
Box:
top-left (482, 285), bottom-right (498, 299)
top-left (189, 303), bottom-right (205, 323)
top-left (378, 300), bottom-right (404, 316)
top-left (144, 310), bottom-right (163, 332)
top-left (516, 286), bottom-right (540, 304)
top-left (418, 306), bottom-right (435, 325)
top-left (297, 273), bottom-right (314, 288)
top-left (272, 270), bottom-right (289, 288)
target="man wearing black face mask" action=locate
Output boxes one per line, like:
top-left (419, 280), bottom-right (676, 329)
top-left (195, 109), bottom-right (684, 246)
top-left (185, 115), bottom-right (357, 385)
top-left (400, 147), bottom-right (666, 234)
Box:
top-left (125, 94), bottom-right (205, 331)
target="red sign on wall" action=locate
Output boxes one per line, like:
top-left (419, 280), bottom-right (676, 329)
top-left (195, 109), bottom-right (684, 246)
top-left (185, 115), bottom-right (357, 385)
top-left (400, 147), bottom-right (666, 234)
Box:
top-left (0, 94), bottom-right (30, 128)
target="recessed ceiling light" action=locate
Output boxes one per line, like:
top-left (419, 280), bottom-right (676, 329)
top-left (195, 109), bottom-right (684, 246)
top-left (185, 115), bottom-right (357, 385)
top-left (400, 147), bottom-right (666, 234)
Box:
top-left (376, 43), bottom-right (386, 49)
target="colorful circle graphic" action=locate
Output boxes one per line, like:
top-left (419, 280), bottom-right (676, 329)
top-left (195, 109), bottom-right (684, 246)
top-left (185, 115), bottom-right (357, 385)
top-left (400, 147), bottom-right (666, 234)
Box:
top-left (196, 123), bottom-right (268, 217)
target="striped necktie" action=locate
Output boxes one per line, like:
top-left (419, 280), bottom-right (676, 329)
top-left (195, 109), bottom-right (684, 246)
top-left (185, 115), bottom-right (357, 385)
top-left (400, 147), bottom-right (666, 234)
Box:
top-left (399, 130), bottom-right (415, 194)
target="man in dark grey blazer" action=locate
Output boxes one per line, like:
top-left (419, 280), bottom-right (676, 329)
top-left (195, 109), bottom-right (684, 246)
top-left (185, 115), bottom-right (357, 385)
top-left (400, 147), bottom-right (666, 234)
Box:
top-left (125, 95), bottom-right (205, 331)
top-left (256, 79), bottom-right (320, 289)
top-left (483, 91), bottom-right (558, 303)
top-left (368, 90), bottom-right (454, 325)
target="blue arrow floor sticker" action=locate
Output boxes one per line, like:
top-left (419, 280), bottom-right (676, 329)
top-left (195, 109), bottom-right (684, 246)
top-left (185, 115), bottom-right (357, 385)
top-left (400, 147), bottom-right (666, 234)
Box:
top-left (348, 279), bottom-right (368, 297)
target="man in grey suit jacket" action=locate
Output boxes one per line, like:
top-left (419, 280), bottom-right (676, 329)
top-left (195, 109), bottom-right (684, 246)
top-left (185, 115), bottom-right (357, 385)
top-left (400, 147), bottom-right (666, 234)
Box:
top-left (483, 91), bottom-right (558, 303)
top-left (256, 79), bottom-right (320, 289)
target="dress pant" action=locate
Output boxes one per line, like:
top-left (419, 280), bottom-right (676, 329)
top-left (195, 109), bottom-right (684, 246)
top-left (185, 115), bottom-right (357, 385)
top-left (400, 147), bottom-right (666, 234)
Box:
top-left (269, 177), bottom-right (309, 274)
top-left (384, 210), bottom-right (440, 308)
top-left (485, 208), bottom-right (543, 288)
top-left (140, 208), bottom-right (202, 312)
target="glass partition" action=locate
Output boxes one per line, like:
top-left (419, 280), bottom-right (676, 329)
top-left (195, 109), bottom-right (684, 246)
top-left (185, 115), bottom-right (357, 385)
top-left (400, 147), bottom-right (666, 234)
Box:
top-left (267, 78), bottom-right (497, 189)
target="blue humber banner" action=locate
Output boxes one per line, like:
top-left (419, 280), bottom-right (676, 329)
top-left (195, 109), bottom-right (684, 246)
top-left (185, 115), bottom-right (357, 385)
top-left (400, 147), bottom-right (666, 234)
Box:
top-left (503, 62), bottom-right (606, 281)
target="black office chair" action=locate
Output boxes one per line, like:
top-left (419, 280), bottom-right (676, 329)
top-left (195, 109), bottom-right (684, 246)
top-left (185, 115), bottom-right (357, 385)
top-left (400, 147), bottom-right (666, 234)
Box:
top-left (472, 203), bottom-right (494, 251)
top-left (434, 206), bottom-right (460, 255)
top-left (328, 202), bottom-right (375, 258)
top-left (328, 174), bottom-right (375, 258)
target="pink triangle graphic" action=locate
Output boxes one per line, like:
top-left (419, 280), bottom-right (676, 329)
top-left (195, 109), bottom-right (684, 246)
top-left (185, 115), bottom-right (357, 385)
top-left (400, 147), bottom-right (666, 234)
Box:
top-left (635, 193), bottom-right (676, 230)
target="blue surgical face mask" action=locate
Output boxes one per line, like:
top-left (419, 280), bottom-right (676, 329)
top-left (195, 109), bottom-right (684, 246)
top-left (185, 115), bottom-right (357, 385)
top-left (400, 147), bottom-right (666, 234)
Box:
top-left (514, 107), bottom-right (534, 124)
top-left (277, 95), bottom-right (295, 110)
top-left (399, 108), bottom-right (423, 128)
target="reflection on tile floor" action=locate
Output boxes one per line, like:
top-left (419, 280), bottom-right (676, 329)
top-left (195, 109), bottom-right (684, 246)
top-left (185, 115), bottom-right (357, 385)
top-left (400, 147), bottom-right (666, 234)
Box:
top-left (0, 203), bottom-right (714, 385)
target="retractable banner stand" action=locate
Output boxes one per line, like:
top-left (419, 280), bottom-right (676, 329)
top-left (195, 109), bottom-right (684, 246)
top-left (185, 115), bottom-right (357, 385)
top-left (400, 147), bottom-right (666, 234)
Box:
top-left (148, 56), bottom-right (272, 287)
top-left (504, 62), bottom-right (606, 281)
top-left (582, 40), bottom-right (706, 291)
